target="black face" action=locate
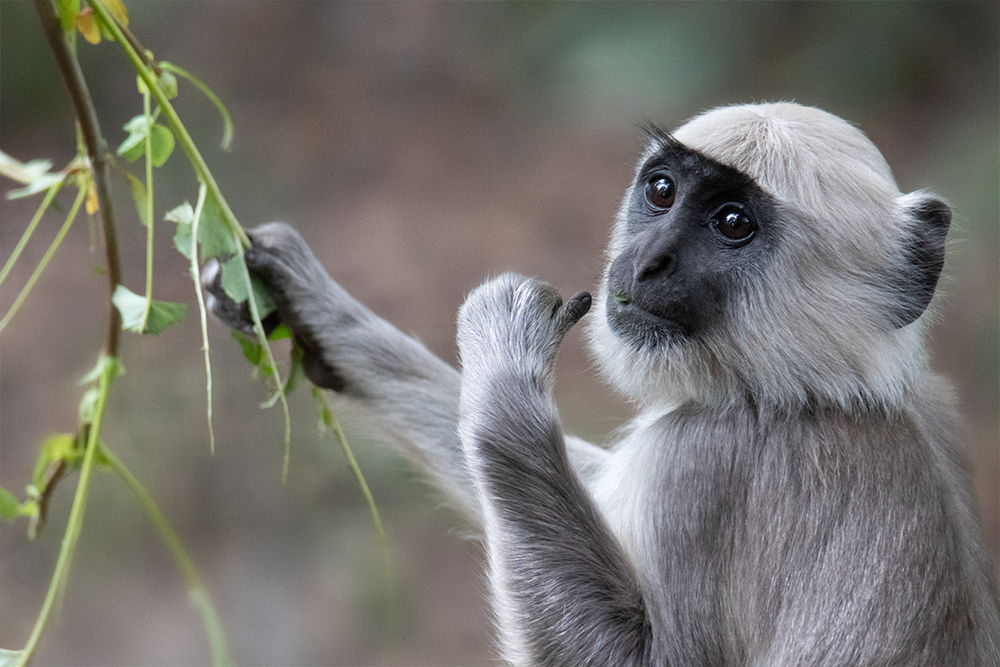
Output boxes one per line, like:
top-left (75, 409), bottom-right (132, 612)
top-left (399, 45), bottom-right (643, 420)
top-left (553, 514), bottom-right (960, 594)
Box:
top-left (606, 132), bottom-right (777, 349)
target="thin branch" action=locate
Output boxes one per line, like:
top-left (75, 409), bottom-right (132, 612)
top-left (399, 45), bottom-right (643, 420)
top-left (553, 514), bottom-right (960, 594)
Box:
top-left (116, 19), bottom-right (161, 77)
top-left (33, 0), bottom-right (123, 358)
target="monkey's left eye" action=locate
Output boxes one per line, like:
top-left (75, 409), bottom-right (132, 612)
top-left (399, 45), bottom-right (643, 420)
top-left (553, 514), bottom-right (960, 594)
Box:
top-left (710, 204), bottom-right (756, 245)
top-left (645, 175), bottom-right (676, 210)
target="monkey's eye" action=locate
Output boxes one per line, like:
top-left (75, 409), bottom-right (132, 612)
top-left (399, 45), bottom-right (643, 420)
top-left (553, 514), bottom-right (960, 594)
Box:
top-left (645, 175), bottom-right (676, 210)
top-left (710, 204), bottom-right (756, 245)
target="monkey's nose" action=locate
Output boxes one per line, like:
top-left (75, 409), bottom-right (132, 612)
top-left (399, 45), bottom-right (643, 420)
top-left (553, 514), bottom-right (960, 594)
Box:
top-left (635, 252), bottom-right (674, 283)
top-left (629, 226), bottom-right (680, 284)
top-left (633, 240), bottom-right (677, 283)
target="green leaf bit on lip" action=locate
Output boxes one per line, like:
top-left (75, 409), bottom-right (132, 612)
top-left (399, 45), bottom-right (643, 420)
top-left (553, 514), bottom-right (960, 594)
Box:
top-left (614, 291), bottom-right (630, 305)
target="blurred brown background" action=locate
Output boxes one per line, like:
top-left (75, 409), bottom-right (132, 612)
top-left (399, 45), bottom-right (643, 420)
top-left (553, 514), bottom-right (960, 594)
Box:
top-left (0, 2), bottom-right (997, 665)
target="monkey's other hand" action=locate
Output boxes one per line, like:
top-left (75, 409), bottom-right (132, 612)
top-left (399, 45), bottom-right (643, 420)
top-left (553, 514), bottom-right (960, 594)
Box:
top-left (457, 272), bottom-right (591, 385)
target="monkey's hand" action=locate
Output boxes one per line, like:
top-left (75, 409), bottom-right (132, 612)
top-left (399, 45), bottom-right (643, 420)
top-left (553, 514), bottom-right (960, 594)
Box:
top-left (202, 222), bottom-right (354, 391)
top-left (456, 275), bottom-right (649, 666)
top-left (456, 272), bottom-right (591, 394)
top-left (456, 271), bottom-right (590, 464)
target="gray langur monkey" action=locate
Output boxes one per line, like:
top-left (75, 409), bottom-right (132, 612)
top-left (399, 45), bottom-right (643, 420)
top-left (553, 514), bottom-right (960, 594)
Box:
top-left (204, 102), bottom-right (1000, 666)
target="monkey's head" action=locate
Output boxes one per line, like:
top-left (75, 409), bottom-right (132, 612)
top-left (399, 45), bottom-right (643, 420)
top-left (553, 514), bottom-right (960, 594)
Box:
top-left (588, 103), bottom-right (951, 413)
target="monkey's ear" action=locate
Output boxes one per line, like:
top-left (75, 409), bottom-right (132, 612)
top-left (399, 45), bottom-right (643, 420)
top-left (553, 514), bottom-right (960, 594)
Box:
top-left (887, 193), bottom-right (952, 328)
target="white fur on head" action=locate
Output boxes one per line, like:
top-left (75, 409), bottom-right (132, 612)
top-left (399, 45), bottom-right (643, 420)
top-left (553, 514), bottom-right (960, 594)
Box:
top-left (588, 103), bottom-right (932, 414)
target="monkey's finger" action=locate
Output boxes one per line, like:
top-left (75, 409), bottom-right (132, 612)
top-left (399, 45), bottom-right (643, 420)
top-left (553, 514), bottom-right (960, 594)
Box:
top-left (555, 290), bottom-right (592, 337)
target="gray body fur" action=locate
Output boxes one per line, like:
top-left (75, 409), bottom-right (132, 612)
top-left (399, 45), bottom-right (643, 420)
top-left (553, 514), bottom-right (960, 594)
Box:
top-left (206, 103), bottom-right (1000, 665)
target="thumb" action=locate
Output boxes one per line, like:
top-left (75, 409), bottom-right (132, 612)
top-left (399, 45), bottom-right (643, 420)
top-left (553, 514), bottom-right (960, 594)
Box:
top-left (554, 290), bottom-right (592, 338)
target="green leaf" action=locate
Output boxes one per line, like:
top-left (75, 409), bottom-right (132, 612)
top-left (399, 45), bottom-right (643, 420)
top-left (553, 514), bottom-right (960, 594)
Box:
top-left (219, 255), bottom-right (250, 303)
top-left (165, 201), bottom-right (195, 226)
top-left (268, 323), bottom-right (291, 341)
top-left (232, 330), bottom-right (269, 376)
top-left (79, 354), bottom-right (125, 385)
top-left (144, 299), bottom-right (189, 335)
top-left (113, 285), bottom-right (189, 335)
top-left (117, 114), bottom-right (151, 160)
top-left (116, 115), bottom-right (173, 167)
top-left (113, 285), bottom-right (150, 332)
top-left (166, 202), bottom-right (196, 259)
top-left (196, 192), bottom-right (240, 259)
top-left (32, 434), bottom-right (76, 490)
top-left (250, 274), bottom-right (277, 319)
top-left (6, 172), bottom-right (65, 200)
top-left (125, 172), bottom-right (150, 227)
top-left (158, 70), bottom-right (179, 100)
top-left (0, 647), bottom-right (27, 667)
top-left (218, 256), bottom-right (277, 319)
top-left (78, 387), bottom-right (101, 424)
top-left (0, 487), bottom-right (22, 521)
top-left (148, 123), bottom-right (175, 167)
top-left (284, 342), bottom-right (307, 396)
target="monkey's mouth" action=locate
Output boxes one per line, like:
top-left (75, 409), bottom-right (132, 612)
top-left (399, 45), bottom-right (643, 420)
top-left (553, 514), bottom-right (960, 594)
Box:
top-left (605, 289), bottom-right (690, 349)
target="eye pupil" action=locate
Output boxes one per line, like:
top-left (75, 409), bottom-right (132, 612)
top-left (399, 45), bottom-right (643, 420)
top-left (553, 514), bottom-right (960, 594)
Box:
top-left (646, 176), bottom-right (675, 210)
top-left (712, 205), bottom-right (756, 243)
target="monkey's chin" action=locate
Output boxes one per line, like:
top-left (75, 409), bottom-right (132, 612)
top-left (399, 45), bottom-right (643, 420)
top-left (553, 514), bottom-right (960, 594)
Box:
top-left (605, 298), bottom-right (689, 352)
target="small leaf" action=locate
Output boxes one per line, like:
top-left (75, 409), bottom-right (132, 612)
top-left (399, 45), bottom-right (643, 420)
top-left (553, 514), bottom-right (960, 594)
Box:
top-left (125, 172), bottom-right (149, 226)
top-left (121, 141), bottom-right (146, 163)
top-left (148, 124), bottom-right (175, 167)
top-left (78, 387), bottom-right (101, 424)
top-left (166, 202), bottom-right (196, 259)
top-left (219, 255), bottom-right (250, 303)
top-left (104, 0), bottom-right (129, 27)
top-left (268, 323), bottom-right (291, 341)
top-left (232, 331), bottom-right (265, 369)
top-left (75, 8), bottom-right (101, 44)
top-left (165, 202), bottom-right (195, 226)
top-left (158, 70), bottom-right (179, 100)
top-left (117, 115), bottom-right (151, 159)
top-left (215, 259), bottom-right (276, 321)
top-left (0, 487), bottom-right (22, 521)
top-left (85, 181), bottom-right (99, 215)
top-left (196, 192), bottom-right (240, 259)
top-left (284, 343), bottom-right (307, 396)
top-left (112, 285), bottom-right (189, 335)
top-left (32, 434), bottom-right (76, 490)
top-left (113, 284), bottom-right (149, 332)
top-left (0, 152), bottom-right (53, 185)
top-left (143, 299), bottom-right (189, 335)
top-left (250, 274), bottom-right (277, 319)
top-left (97, 0), bottom-right (128, 41)
top-left (79, 354), bottom-right (125, 385)
top-left (6, 172), bottom-right (64, 200)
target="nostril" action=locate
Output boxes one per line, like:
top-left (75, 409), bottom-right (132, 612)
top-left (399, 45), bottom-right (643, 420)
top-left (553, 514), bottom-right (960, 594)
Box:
top-left (635, 252), bottom-right (673, 282)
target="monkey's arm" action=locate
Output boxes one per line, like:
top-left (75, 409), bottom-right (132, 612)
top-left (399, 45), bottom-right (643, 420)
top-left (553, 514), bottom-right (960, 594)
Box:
top-left (204, 223), bottom-right (610, 525)
top-left (457, 274), bottom-right (650, 667)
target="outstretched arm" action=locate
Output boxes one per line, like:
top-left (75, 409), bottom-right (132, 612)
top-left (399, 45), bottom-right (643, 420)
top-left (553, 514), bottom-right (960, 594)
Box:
top-left (205, 222), bottom-right (479, 520)
top-left (204, 223), bottom-right (612, 527)
top-left (457, 273), bottom-right (650, 666)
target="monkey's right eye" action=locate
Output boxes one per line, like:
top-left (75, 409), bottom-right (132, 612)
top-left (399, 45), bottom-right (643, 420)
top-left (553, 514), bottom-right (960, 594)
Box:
top-left (645, 175), bottom-right (676, 210)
